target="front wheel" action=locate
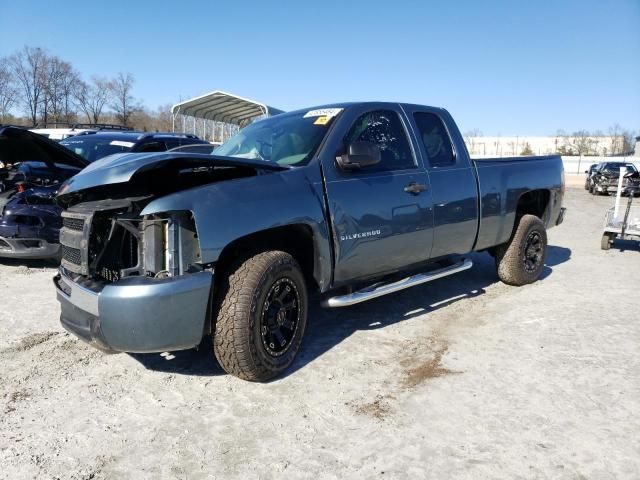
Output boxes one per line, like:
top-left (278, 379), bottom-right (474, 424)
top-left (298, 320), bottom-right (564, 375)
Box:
top-left (213, 251), bottom-right (308, 381)
top-left (494, 214), bottom-right (547, 286)
top-left (601, 233), bottom-right (613, 250)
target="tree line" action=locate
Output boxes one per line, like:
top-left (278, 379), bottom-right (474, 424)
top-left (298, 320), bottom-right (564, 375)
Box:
top-left (554, 126), bottom-right (636, 156)
top-left (0, 46), bottom-right (172, 131)
top-left (464, 125), bottom-right (637, 157)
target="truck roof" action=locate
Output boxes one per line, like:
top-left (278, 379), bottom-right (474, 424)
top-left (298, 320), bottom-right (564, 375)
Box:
top-left (282, 101), bottom-right (446, 116)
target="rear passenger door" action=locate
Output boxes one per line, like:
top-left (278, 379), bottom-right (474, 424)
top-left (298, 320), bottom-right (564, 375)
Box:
top-left (321, 105), bottom-right (433, 285)
top-left (404, 107), bottom-right (479, 258)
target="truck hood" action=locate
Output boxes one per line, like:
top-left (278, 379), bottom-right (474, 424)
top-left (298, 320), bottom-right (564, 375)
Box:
top-left (0, 125), bottom-right (89, 169)
top-left (56, 151), bottom-right (289, 205)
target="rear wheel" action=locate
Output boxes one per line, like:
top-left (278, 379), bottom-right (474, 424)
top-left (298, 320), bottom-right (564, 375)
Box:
top-left (494, 214), bottom-right (547, 286)
top-left (213, 251), bottom-right (308, 381)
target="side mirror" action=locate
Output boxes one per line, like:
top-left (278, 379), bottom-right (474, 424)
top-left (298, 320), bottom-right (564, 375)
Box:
top-left (584, 170), bottom-right (589, 174)
top-left (337, 141), bottom-right (381, 170)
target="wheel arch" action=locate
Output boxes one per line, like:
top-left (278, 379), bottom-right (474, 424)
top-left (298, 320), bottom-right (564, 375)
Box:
top-left (487, 189), bottom-right (551, 256)
top-left (213, 224), bottom-right (321, 294)
top-left (514, 188), bottom-right (551, 227)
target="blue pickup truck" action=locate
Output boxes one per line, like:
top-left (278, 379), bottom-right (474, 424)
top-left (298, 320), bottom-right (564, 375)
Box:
top-left (54, 102), bottom-right (565, 381)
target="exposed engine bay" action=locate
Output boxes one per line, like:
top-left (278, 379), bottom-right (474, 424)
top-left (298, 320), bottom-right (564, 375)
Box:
top-left (58, 157), bottom-right (278, 284)
top-left (60, 199), bottom-right (202, 284)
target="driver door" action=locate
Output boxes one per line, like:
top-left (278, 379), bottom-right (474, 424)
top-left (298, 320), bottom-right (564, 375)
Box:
top-left (321, 105), bottom-right (433, 286)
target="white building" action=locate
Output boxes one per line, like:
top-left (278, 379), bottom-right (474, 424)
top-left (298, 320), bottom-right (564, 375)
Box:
top-left (464, 135), bottom-right (625, 157)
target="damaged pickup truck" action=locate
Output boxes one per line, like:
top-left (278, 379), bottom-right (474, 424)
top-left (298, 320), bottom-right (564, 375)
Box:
top-left (54, 102), bottom-right (565, 381)
top-left (0, 126), bottom-right (88, 259)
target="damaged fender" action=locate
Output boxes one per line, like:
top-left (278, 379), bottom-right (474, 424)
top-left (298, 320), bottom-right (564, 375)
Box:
top-left (140, 165), bottom-right (334, 291)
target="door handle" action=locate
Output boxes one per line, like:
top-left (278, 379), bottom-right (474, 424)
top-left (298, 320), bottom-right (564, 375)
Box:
top-left (404, 182), bottom-right (427, 195)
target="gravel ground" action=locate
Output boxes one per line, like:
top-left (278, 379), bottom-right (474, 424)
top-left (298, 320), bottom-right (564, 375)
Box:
top-left (1, 187), bottom-right (639, 479)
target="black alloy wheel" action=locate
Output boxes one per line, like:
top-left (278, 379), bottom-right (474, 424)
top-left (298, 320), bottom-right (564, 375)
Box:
top-left (523, 231), bottom-right (543, 273)
top-left (260, 277), bottom-right (301, 357)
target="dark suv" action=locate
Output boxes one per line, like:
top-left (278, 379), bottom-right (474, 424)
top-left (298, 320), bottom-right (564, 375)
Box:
top-left (60, 131), bottom-right (208, 162)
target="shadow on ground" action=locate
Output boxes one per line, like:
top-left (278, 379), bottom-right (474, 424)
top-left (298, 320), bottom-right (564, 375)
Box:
top-left (129, 336), bottom-right (225, 377)
top-left (130, 247), bottom-right (571, 378)
top-left (610, 239), bottom-right (640, 252)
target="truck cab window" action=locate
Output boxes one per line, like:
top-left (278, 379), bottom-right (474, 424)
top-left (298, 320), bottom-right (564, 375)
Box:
top-left (344, 110), bottom-right (414, 171)
top-left (414, 113), bottom-right (455, 167)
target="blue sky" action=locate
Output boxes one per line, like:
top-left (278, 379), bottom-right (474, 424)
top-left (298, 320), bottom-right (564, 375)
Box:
top-left (1, 0), bottom-right (639, 135)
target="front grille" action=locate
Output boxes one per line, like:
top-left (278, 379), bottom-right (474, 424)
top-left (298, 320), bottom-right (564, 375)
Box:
top-left (62, 245), bottom-right (81, 265)
top-left (60, 211), bottom-right (92, 275)
top-left (63, 217), bottom-right (85, 231)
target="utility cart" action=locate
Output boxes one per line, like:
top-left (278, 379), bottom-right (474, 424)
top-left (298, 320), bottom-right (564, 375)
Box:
top-left (601, 170), bottom-right (640, 250)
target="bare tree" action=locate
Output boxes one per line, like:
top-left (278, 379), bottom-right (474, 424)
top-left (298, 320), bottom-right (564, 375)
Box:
top-left (59, 65), bottom-right (80, 123)
top-left (74, 76), bottom-right (110, 124)
top-left (608, 124), bottom-right (623, 155)
top-left (152, 104), bottom-right (174, 132)
top-left (622, 129), bottom-right (636, 154)
top-left (41, 56), bottom-right (79, 124)
top-left (129, 104), bottom-right (174, 132)
top-left (463, 128), bottom-right (483, 155)
top-left (554, 130), bottom-right (571, 154)
top-left (0, 59), bottom-right (18, 122)
top-left (109, 72), bottom-right (140, 126)
top-left (9, 46), bottom-right (49, 126)
top-left (566, 130), bottom-right (594, 156)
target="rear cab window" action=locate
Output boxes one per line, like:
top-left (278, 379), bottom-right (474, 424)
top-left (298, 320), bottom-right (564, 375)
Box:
top-left (413, 112), bottom-right (456, 168)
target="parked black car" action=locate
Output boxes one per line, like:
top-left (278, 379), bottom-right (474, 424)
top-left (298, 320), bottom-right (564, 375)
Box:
top-left (59, 131), bottom-right (208, 162)
top-left (0, 126), bottom-right (88, 259)
top-left (589, 162), bottom-right (639, 195)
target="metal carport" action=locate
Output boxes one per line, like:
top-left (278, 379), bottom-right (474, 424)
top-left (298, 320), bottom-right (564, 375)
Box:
top-left (171, 90), bottom-right (284, 143)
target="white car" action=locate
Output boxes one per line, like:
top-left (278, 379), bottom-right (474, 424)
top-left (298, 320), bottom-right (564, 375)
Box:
top-left (30, 124), bottom-right (132, 142)
top-left (29, 127), bottom-right (94, 141)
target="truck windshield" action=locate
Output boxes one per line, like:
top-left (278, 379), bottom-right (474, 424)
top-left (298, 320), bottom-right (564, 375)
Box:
top-left (215, 110), bottom-right (339, 167)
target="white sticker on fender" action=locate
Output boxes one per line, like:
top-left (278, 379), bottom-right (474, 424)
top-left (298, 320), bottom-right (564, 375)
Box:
top-left (110, 140), bottom-right (135, 148)
top-left (303, 108), bottom-right (343, 119)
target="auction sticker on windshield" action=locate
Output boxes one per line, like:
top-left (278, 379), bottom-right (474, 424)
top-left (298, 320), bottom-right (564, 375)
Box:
top-left (303, 108), bottom-right (343, 120)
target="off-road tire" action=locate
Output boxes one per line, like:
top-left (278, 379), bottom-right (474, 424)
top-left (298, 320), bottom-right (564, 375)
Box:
top-left (600, 233), bottom-right (612, 250)
top-left (213, 251), bottom-right (308, 381)
top-left (494, 214), bottom-right (547, 286)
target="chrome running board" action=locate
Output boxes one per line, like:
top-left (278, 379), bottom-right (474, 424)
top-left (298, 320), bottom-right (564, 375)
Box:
top-left (323, 258), bottom-right (473, 308)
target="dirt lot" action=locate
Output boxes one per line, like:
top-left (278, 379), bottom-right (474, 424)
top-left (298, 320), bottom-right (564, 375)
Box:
top-left (1, 187), bottom-right (639, 479)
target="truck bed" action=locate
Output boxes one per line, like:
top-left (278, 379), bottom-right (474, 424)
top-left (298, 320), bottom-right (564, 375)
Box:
top-left (472, 155), bottom-right (564, 251)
